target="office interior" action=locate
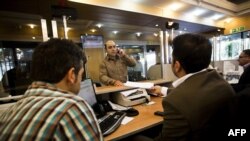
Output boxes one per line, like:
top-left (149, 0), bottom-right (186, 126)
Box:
top-left (0, 0), bottom-right (250, 139)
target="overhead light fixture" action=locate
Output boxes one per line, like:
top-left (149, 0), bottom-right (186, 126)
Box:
top-left (153, 33), bottom-right (158, 37)
top-left (225, 18), bottom-right (232, 23)
top-left (209, 14), bottom-right (224, 20)
top-left (168, 2), bottom-right (183, 11)
top-left (187, 8), bottom-right (207, 16)
top-left (32, 36), bottom-right (36, 39)
top-left (168, 21), bottom-right (174, 26)
top-left (136, 32), bottom-right (141, 37)
top-left (96, 24), bottom-right (102, 28)
top-left (28, 24), bottom-right (36, 29)
top-left (90, 29), bottom-right (96, 32)
top-left (166, 22), bottom-right (179, 30)
top-left (113, 31), bottom-right (118, 34)
top-left (155, 24), bottom-right (159, 27)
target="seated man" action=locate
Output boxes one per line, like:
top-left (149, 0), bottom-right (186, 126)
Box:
top-left (99, 40), bottom-right (136, 86)
top-left (0, 39), bottom-right (103, 140)
top-left (147, 62), bottom-right (162, 80)
top-left (148, 33), bottom-right (235, 140)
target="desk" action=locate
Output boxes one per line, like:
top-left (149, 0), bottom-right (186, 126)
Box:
top-left (96, 79), bottom-right (170, 95)
top-left (104, 96), bottom-right (163, 141)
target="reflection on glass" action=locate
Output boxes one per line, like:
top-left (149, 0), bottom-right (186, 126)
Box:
top-left (0, 45), bottom-right (34, 97)
top-left (219, 33), bottom-right (243, 60)
top-left (125, 45), bottom-right (146, 81)
top-left (243, 31), bottom-right (250, 50)
top-left (146, 51), bottom-right (162, 80)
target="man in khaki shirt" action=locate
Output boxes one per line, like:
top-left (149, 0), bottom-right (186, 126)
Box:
top-left (99, 40), bottom-right (136, 86)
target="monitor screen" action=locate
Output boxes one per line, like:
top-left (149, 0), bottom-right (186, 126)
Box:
top-left (81, 35), bottom-right (104, 48)
top-left (78, 79), bottom-right (97, 107)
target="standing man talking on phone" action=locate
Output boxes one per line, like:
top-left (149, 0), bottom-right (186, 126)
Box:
top-left (99, 40), bottom-right (136, 86)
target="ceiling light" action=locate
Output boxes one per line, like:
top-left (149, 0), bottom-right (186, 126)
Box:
top-left (209, 14), bottom-right (224, 20)
top-left (32, 37), bottom-right (36, 39)
top-left (168, 21), bottom-right (174, 26)
top-left (28, 24), bottom-right (36, 29)
top-left (90, 29), bottom-right (96, 33)
top-left (113, 31), bottom-right (118, 34)
top-left (168, 2), bottom-right (183, 11)
top-left (188, 8), bottom-right (207, 16)
top-left (96, 24), bottom-right (102, 28)
top-left (136, 32), bottom-right (141, 37)
top-left (225, 18), bottom-right (232, 23)
top-left (153, 33), bottom-right (158, 37)
top-left (132, 45), bottom-right (139, 48)
top-left (155, 24), bottom-right (159, 27)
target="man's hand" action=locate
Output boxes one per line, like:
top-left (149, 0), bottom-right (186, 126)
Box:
top-left (114, 80), bottom-right (124, 86)
top-left (117, 48), bottom-right (125, 57)
top-left (148, 85), bottom-right (163, 96)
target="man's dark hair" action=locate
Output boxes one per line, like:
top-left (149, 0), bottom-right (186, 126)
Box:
top-left (243, 49), bottom-right (250, 56)
top-left (31, 38), bottom-right (86, 83)
top-left (172, 33), bottom-right (212, 73)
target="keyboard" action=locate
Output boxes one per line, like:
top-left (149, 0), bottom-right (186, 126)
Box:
top-left (98, 111), bottom-right (126, 136)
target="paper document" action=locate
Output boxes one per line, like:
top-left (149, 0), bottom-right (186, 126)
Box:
top-left (121, 116), bottom-right (134, 125)
top-left (120, 89), bottom-right (138, 97)
top-left (108, 100), bottom-right (131, 110)
top-left (124, 81), bottom-right (154, 89)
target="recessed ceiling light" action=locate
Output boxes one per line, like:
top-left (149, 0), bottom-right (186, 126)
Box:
top-left (188, 8), bottom-right (207, 16)
top-left (225, 18), bottom-right (232, 23)
top-left (136, 32), bottom-right (141, 37)
top-left (153, 33), bottom-right (158, 37)
top-left (96, 24), bottom-right (102, 28)
top-left (168, 2), bottom-right (183, 11)
top-left (90, 29), bottom-right (96, 32)
top-left (113, 31), bottom-right (118, 34)
top-left (28, 24), bottom-right (36, 29)
top-left (209, 14), bottom-right (224, 20)
top-left (155, 24), bottom-right (159, 27)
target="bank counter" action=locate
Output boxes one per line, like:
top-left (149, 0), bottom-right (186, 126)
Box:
top-left (0, 79), bottom-right (171, 140)
top-left (95, 79), bottom-right (170, 141)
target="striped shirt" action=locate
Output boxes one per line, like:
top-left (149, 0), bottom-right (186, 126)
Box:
top-left (0, 81), bottom-right (103, 141)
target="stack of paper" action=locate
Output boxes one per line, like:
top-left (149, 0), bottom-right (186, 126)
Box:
top-left (124, 81), bottom-right (154, 89)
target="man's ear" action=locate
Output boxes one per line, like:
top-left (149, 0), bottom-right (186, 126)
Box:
top-left (173, 60), bottom-right (181, 73)
top-left (67, 67), bottom-right (76, 84)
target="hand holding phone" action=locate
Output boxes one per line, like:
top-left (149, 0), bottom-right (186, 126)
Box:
top-left (117, 48), bottom-right (125, 57)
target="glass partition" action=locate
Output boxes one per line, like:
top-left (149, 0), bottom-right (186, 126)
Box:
top-left (243, 31), bottom-right (250, 50)
top-left (0, 41), bottom-right (36, 97)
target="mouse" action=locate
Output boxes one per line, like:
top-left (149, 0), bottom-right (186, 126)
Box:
top-left (125, 108), bottom-right (139, 117)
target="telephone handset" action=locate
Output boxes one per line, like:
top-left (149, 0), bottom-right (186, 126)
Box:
top-left (94, 101), bottom-right (113, 118)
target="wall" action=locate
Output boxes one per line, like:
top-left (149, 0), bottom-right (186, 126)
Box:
top-left (84, 48), bottom-right (104, 82)
top-left (218, 14), bottom-right (250, 35)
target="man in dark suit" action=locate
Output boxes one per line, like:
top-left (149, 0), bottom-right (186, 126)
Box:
top-left (148, 33), bottom-right (235, 141)
top-left (232, 49), bottom-right (250, 92)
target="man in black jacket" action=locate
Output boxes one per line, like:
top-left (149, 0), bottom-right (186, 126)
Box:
top-left (232, 49), bottom-right (250, 92)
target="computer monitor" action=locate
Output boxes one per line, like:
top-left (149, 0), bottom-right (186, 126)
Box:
top-left (78, 79), bottom-right (98, 108)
